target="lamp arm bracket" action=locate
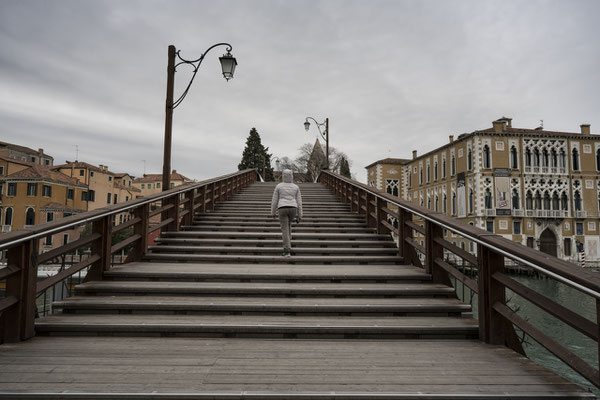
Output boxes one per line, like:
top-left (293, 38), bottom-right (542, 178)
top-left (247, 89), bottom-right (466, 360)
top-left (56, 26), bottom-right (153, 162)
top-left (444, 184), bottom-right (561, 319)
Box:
top-left (305, 116), bottom-right (327, 141)
top-left (171, 43), bottom-right (233, 109)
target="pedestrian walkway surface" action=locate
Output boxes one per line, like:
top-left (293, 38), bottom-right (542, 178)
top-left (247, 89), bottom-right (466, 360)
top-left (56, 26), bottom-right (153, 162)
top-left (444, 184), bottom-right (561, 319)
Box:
top-left (0, 182), bottom-right (593, 398)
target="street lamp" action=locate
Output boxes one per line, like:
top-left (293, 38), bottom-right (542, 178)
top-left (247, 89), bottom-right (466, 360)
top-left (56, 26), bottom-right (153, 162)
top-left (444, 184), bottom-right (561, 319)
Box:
top-left (271, 156), bottom-right (281, 171)
top-left (162, 43), bottom-right (237, 191)
top-left (303, 117), bottom-right (329, 169)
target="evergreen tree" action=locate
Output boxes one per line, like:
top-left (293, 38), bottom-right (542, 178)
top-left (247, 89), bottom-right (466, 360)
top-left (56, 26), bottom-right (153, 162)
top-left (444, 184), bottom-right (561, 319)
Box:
top-left (340, 156), bottom-right (351, 178)
top-left (238, 128), bottom-right (274, 181)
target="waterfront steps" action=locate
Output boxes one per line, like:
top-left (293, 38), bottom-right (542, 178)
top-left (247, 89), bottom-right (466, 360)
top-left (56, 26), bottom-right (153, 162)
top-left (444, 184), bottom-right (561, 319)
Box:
top-left (21, 182), bottom-right (593, 398)
top-left (37, 182), bottom-right (477, 339)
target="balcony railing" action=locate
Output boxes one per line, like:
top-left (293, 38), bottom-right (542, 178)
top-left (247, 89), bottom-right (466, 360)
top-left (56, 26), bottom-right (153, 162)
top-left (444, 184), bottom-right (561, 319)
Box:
top-left (525, 210), bottom-right (570, 218)
top-left (574, 210), bottom-right (588, 218)
top-left (512, 209), bottom-right (524, 217)
top-left (319, 170), bottom-right (600, 390)
top-left (1, 226), bottom-right (10, 233)
top-left (484, 209), bottom-right (496, 217)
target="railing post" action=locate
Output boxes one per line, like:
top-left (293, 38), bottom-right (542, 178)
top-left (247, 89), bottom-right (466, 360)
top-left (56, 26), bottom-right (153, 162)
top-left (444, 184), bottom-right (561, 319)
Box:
top-left (365, 193), bottom-right (374, 228)
top-left (200, 185), bottom-right (207, 213)
top-left (128, 203), bottom-right (149, 262)
top-left (182, 189), bottom-right (194, 227)
top-left (426, 219), bottom-right (449, 283)
top-left (4, 239), bottom-right (37, 342)
top-left (86, 216), bottom-right (111, 282)
top-left (477, 245), bottom-right (505, 345)
top-left (376, 197), bottom-right (386, 234)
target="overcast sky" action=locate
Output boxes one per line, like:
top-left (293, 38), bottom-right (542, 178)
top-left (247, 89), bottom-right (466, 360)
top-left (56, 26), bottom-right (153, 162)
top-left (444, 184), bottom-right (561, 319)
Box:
top-left (1, 0), bottom-right (599, 182)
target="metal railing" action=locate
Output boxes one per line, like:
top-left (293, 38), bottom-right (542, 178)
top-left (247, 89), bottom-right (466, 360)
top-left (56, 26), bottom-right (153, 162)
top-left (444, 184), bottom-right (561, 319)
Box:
top-left (0, 169), bottom-right (258, 343)
top-left (319, 170), bottom-right (600, 389)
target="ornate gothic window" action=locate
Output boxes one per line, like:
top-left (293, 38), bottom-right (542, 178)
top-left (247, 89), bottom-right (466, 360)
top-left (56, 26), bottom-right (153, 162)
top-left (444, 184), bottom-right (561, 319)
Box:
top-left (510, 146), bottom-right (518, 169)
top-left (574, 191), bottom-right (582, 211)
top-left (482, 145), bottom-right (491, 169)
top-left (551, 149), bottom-right (558, 167)
top-left (533, 148), bottom-right (540, 167)
top-left (542, 149), bottom-right (549, 167)
top-left (525, 191), bottom-right (533, 209)
top-left (552, 192), bottom-right (559, 210)
top-left (512, 189), bottom-right (520, 209)
top-left (559, 149), bottom-right (566, 168)
top-left (561, 193), bottom-right (569, 210)
top-left (484, 188), bottom-right (492, 209)
top-left (468, 189), bottom-right (474, 213)
top-left (467, 148), bottom-right (472, 170)
top-left (525, 148), bottom-right (532, 167)
top-left (572, 148), bottom-right (580, 171)
top-left (543, 192), bottom-right (551, 210)
top-left (534, 191), bottom-right (542, 209)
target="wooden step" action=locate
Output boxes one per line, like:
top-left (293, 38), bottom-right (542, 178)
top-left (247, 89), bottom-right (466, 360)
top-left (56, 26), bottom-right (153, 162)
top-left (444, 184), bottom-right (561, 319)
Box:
top-left (147, 245), bottom-right (400, 256)
top-left (161, 231), bottom-right (391, 241)
top-left (154, 238), bottom-right (397, 248)
top-left (181, 225), bottom-right (376, 233)
top-left (54, 296), bottom-right (471, 316)
top-left (143, 253), bottom-right (404, 264)
top-left (75, 281), bottom-right (454, 297)
top-left (104, 263), bottom-right (431, 282)
top-left (35, 314), bottom-right (479, 339)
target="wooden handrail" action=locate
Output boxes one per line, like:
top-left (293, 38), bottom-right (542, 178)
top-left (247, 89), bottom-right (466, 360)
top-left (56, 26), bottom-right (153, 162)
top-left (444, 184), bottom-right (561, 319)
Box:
top-left (0, 169), bottom-right (259, 344)
top-left (318, 169), bottom-right (600, 388)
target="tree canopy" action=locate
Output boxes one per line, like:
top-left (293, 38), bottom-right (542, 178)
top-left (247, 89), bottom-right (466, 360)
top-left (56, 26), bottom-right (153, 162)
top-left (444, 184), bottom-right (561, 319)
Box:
top-left (238, 128), bottom-right (274, 181)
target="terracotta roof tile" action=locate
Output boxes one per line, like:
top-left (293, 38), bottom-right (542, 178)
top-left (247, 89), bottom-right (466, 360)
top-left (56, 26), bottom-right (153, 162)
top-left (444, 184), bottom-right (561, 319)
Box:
top-left (0, 154), bottom-right (36, 167)
top-left (365, 158), bottom-right (410, 169)
top-left (3, 164), bottom-right (83, 185)
top-left (52, 161), bottom-right (115, 175)
top-left (134, 172), bottom-right (192, 183)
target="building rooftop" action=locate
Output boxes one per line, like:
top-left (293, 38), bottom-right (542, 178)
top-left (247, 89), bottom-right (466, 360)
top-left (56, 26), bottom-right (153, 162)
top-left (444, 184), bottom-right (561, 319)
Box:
top-left (0, 141), bottom-right (53, 159)
top-left (2, 164), bottom-right (84, 186)
top-left (365, 158), bottom-right (411, 169)
top-left (134, 171), bottom-right (192, 183)
top-left (52, 161), bottom-right (115, 175)
top-left (0, 154), bottom-right (37, 168)
top-left (40, 202), bottom-right (85, 213)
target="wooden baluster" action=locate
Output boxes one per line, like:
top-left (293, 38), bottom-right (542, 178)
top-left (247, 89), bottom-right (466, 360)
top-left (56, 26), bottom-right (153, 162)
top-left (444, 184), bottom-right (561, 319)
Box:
top-left (398, 209), bottom-right (415, 266)
top-left (365, 193), bottom-right (374, 228)
top-left (4, 239), bottom-right (37, 342)
top-left (376, 197), bottom-right (386, 234)
top-left (86, 216), bottom-right (111, 282)
top-left (426, 219), bottom-right (449, 283)
top-left (477, 245), bottom-right (505, 345)
top-left (200, 185), bottom-right (207, 213)
top-left (208, 183), bottom-right (215, 211)
top-left (127, 203), bottom-right (149, 263)
top-left (182, 190), bottom-right (194, 227)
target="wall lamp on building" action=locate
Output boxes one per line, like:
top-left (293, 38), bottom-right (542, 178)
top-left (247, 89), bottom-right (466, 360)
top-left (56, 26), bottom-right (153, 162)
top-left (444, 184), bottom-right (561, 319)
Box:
top-left (162, 43), bottom-right (237, 191)
top-left (303, 117), bottom-right (329, 170)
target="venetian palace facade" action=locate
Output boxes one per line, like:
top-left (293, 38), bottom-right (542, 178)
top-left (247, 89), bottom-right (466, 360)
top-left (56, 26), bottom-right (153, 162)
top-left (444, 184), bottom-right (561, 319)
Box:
top-left (366, 118), bottom-right (600, 267)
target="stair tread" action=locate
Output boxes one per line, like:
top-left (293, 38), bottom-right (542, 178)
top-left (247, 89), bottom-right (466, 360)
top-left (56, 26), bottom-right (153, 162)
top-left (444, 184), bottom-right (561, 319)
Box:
top-left (105, 262), bottom-right (428, 278)
top-left (36, 314), bottom-right (479, 330)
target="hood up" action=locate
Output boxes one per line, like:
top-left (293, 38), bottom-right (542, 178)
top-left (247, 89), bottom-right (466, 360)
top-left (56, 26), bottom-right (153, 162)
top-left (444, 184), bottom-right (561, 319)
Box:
top-left (282, 169), bottom-right (293, 183)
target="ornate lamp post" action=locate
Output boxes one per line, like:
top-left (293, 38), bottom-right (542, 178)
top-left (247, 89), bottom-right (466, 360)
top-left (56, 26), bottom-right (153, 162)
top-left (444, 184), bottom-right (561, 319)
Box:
top-left (162, 43), bottom-right (237, 191)
top-left (303, 117), bottom-right (329, 169)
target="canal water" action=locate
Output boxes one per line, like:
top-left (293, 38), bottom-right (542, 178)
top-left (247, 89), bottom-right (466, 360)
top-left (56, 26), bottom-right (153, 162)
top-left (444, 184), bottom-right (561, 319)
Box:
top-left (455, 272), bottom-right (598, 396)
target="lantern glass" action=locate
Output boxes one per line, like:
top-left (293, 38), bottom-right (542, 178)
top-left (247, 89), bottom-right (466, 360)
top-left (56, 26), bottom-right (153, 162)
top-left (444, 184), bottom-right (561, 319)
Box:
top-left (304, 121), bottom-right (310, 131)
top-left (219, 52), bottom-right (237, 81)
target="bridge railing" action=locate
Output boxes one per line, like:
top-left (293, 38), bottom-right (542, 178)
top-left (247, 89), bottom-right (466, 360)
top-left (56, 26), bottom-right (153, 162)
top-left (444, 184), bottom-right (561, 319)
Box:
top-left (319, 170), bottom-right (600, 389)
top-left (0, 169), bottom-right (258, 343)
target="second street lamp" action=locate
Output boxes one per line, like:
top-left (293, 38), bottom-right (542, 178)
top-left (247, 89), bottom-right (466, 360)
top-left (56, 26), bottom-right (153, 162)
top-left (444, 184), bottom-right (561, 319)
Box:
top-left (303, 117), bottom-right (329, 170)
top-left (162, 43), bottom-right (237, 191)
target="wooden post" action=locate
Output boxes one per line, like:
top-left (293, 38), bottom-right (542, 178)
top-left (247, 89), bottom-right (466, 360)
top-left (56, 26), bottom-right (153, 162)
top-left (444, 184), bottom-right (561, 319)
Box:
top-left (128, 203), bottom-right (149, 262)
top-left (86, 217), bottom-right (111, 282)
top-left (398, 209), bottom-right (415, 265)
top-left (426, 219), bottom-right (449, 283)
top-left (182, 190), bottom-right (194, 226)
top-left (208, 183), bottom-right (215, 211)
top-left (365, 193), bottom-right (374, 228)
top-left (200, 185), bottom-right (207, 213)
top-left (376, 197), bottom-right (386, 234)
top-left (4, 240), bottom-right (37, 342)
top-left (477, 245), bottom-right (505, 345)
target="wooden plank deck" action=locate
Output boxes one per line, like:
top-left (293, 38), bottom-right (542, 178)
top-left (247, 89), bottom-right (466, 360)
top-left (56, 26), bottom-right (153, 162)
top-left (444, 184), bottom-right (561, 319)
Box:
top-left (0, 337), bottom-right (593, 398)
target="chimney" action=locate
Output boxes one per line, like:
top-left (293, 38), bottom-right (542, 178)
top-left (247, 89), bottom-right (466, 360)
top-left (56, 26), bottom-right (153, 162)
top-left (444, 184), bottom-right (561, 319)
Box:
top-left (104, 165), bottom-right (108, 172)
top-left (449, 135), bottom-right (454, 143)
top-left (492, 119), bottom-right (506, 133)
top-left (38, 148), bottom-right (44, 154)
top-left (99, 164), bottom-right (104, 170)
top-left (412, 150), bottom-right (417, 159)
top-left (581, 124), bottom-right (591, 135)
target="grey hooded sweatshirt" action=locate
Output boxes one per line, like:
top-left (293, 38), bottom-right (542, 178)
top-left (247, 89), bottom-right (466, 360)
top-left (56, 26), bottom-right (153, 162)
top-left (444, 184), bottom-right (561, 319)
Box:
top-left (271, 169), bottom-right (303, 218)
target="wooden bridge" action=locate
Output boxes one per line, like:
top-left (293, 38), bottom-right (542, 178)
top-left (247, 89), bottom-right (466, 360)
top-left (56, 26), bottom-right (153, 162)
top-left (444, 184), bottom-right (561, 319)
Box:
top-left (0, 169), bottom-right (598, 398)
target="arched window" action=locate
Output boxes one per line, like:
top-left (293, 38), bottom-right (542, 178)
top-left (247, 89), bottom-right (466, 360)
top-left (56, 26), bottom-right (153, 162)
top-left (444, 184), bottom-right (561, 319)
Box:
top-left (452, 193), bottom-right (456, 215)
top-left (442, 158), bottom-right (446, 178)
top-left (426, 165), bottom-right (430, 183)
top-left (572, 148), bottom-right (580, 171)
top-left (551, 149), bottom-right (558, 167)
top-left (484, 188), bottom-right (492, 209)
top-left (525, 148), bottom-right (532, 167)
top-left (525, 191), bottom-right (533, 209)
top-left (443, 194), bottom-right (447, 213)
top-left (435, 195), bottom-right (439, 212)
top-left (427, 197), bottom-right (431, 209)
top-left (533, 148), bottom-right (540, 167)
top-left (561, 193), bottom-right (568, 210)
top-left (512, 189), bottom-right (520, 209)
top-left (4, 207), bottom-right (13, 225)
top-left (467, 148), bottom-right (472, 170)
top-left (419, 167), bottom-right (423, 184)
top-left (483, 145), bottom-right (491, 169)
top-left (510, 146), bottom-right (518, 169)
top-left (596, 148), bottom-right (600, 171)
top-left (542, 149), bottom-right (549, 167)
top-left (468, 189), bottom-right (474, 213)
top-left (574, 191), bottom-right (582, 211)
top-left (559, 149), bottom-right (566, 168)
top-left (552, 192), bottom-right (559, 210)
top-left (25, 207), bottom-right (35, 226)
top-left (434, 162), bottom-right (438, 180)
top-left (451, 156), bottom-right (456, 175)
top-left (543, 192), bottom-right (551, 210)
top-left (534, 192), bottom-right (542, 209)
